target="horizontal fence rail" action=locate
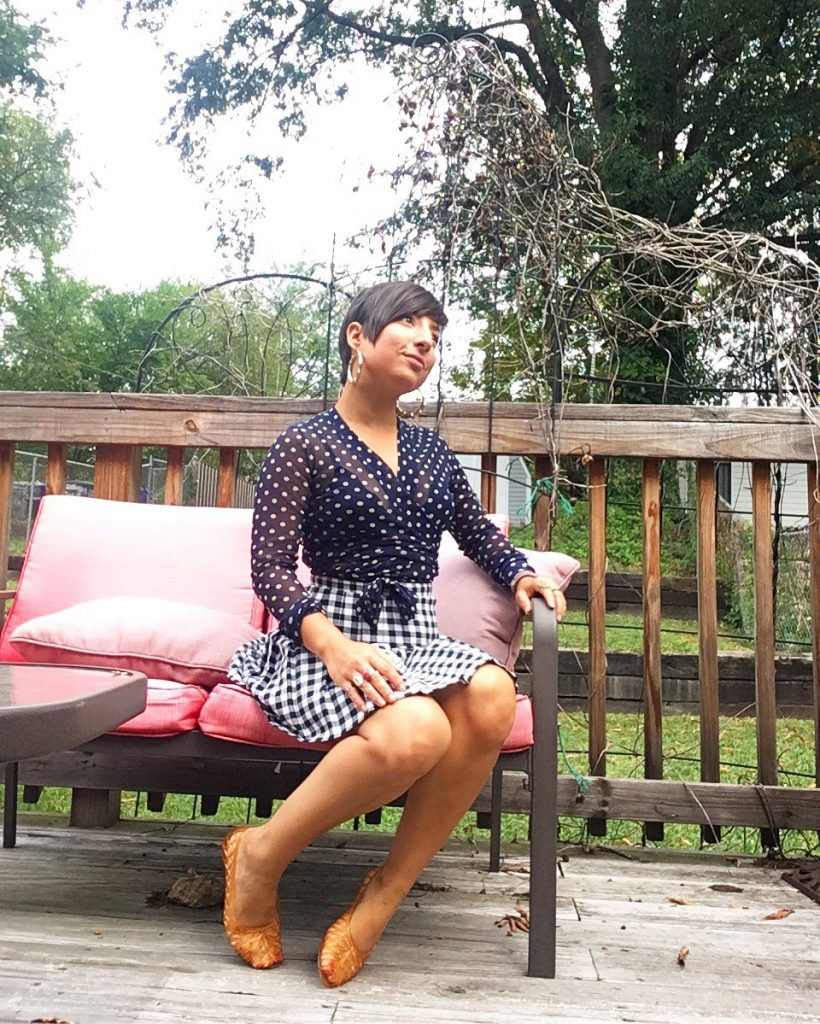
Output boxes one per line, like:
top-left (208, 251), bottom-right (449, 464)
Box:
top-left (1, 392), bottom-right (818, 841)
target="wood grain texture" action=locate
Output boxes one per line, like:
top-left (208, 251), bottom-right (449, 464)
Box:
top-left (2, 825), bottom-right (818, 1024)
top-left (1, 393), bottom-right (817, 459)
top-left (164, 446), bottom-right (185, 505)
top-left (642, 460), bottom-right (663, 781)
top-left (216, 447), bottom-right (237, 508)
top-left (809, 463), bottom-right (820, 788)
top-left (751, 462), bottom-right (777, 788)
top-left (587, 457), bottom-right (607, 778)
top-left (696, 462), bottom-right (720, 785)
top-left (45, 442), bottom-right (66, 495)
top-left (92, 444), bottom-right (142, 502)
top-left (480, 452), bottom-right (497, 514)
top-left (0, 442), bottom-right (13, 603)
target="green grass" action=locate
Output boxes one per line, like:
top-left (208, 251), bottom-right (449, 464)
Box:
top-left (510, 502), bottom-right (698, 577)
top-left (523, 611), bottom-right (754, 654)
top-left (4, 713), bottom-right (815, 857)
top-left (560, 612), bottom-right (752, 654)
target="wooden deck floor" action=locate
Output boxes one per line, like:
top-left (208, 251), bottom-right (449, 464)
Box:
top-left (0, 818), bottom-right (818, 1024)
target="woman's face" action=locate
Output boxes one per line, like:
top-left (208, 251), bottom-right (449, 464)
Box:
top-left (352, 313), bottom-right (440, 392)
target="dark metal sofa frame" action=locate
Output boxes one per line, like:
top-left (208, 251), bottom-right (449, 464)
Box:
top-left (2, 599), bottom-right (558, 977)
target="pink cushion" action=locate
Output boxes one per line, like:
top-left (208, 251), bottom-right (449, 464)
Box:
top-left (110, 679), bottom-right (207, 737)
top-left (502, 694), bottom-right (534, 753)
top-left (0, 495), bottom-right (263, 663)
top-left (200, 683), bottom-right (534, 753)
top-left (198, 682), bottom-right (332, 751)
top-left (9, 597), bottom-right (260, 688)
top-left (434, 539), bottom-right (579, 671)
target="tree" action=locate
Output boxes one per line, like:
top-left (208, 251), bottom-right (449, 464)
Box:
top-left (0, 2), bottom-right (75, 258)
top-left (124, 1), bottom-right (819, 403)
top-left (0, 263), bottom-right (337, 398)
top-left (125, 1), bottom-right (819, 246)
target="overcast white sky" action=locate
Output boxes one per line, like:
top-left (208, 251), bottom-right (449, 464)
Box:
top-left (18, 0), bottom-right (403, 291)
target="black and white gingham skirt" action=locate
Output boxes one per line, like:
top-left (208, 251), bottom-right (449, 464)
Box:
top-left (227, 575), bottom-right (502, 743)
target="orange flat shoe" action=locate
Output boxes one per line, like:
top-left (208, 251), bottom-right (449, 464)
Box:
top-left (221, 825), bottom-right (283, 969)
top-left (317, 867), bottom-right (382, 987)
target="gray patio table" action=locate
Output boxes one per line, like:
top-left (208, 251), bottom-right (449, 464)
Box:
top-left (0, 663), bottom-right (147, 848)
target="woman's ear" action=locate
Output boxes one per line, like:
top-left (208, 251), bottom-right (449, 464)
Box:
top-left (346, 321), bottom-right (365, 348)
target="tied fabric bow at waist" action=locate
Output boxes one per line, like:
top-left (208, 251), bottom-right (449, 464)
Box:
top-left (355, 579), bottom-right (417, 629)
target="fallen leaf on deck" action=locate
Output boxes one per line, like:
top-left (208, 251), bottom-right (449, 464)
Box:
top-left (763, 908), bottom-right (794, 920)
top-left (677, 946), bottom-right (690, 966)
top-left (29, 1018), bottom-right (74, 1023)
top-left (495, 900), bottom-right (530, 937)
top-left (667, 896), bottom-right (691, 905)
top-left (146, 868), bottom-right (223, 909)
top-left (709, 884), bottom-right (744, 893)
top-left (411, 880), bottom-right (450, 893)
top-left (167, 868), bottom-right (223, 908)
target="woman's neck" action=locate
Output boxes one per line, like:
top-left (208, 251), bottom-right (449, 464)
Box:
top-left (335, 383), bottom-right (397, 431)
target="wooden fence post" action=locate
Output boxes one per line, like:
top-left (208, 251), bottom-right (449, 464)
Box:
top-left (587, 456), bottom-right (607, 836)
top-left (643, 459), bottom-right (664, 841)
top-left (751, 461), bottom-right (778, 849)
top-left (697, 460), bottom-right (721, 843)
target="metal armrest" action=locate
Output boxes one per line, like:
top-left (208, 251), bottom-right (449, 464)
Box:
top-left (527, 595), bottom-right (559, 978)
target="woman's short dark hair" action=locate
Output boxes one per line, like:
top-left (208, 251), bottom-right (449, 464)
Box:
top-left (338, 281), bottom-right (448, 383)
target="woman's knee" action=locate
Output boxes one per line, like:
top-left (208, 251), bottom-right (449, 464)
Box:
top-left (361, 696), bottom-right (451, 777)
top-left (455, 666), bottom-right (517, 749)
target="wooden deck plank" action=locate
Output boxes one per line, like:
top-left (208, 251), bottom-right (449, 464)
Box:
top-left (0, 824), bottom-right (818, 1024)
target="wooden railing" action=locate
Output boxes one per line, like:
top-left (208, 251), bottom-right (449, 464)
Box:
top-left (1, 393), bottom-right (819, 836)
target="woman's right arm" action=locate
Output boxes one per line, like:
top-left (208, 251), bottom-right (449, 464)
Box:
top-left (250, 426), bottom-right (323, 637)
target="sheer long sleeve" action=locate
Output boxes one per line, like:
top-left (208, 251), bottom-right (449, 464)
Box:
top-left (250, 427), bottom-right (324, 640)
top-left (447, 453), bottom-right (534, 588)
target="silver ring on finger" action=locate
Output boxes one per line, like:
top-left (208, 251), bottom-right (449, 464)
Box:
top-left (352, 672), bottom-right (365, 689)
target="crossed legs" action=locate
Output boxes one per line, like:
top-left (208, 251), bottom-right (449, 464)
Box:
top-left (229, 663), bottom-right (516, 965)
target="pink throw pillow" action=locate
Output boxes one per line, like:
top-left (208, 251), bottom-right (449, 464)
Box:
top-left (434, 541), bottom-right (579, 671)
top-left (9, 597), bottom-right (260, 689)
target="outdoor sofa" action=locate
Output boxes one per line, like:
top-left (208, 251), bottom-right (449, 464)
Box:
top-left (0, 493), bottom-right (578, 977)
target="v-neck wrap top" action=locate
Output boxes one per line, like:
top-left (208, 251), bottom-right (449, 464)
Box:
top-left (251, 408), bottom-right (534, 640)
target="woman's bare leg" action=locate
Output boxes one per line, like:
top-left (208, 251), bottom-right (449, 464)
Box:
top-left (344, 664), bottom-right (516, 950)
top-left (232, 695), bottom-right (452, 926)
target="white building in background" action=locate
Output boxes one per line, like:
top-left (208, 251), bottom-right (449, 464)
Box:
top-left (678, 461), bottom-right (810, 527)
top-left (720, 462), bottom-right (810, 526)
top-left (457, 455), bottom-right (533, 525)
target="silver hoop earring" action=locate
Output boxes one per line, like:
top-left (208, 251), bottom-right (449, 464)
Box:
top-left (347, 349), bottom-right (363, 385)
top-left (396, 391), bottom-right (426, 420)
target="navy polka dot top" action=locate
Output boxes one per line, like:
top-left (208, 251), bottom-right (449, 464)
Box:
top-left (251, 408), bottom-right (534, 639)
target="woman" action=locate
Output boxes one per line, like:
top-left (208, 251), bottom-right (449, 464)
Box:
top-left (224, 281), bottom-right (566, 987)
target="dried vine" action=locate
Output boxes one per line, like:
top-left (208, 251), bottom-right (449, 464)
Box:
top-left (372, 38), bottom-right (819, 446)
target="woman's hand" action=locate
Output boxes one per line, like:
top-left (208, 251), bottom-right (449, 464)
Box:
top-left (322, 637), bottom-right (405, 713)
top-left (514, 575), bottom-right (567, 622)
